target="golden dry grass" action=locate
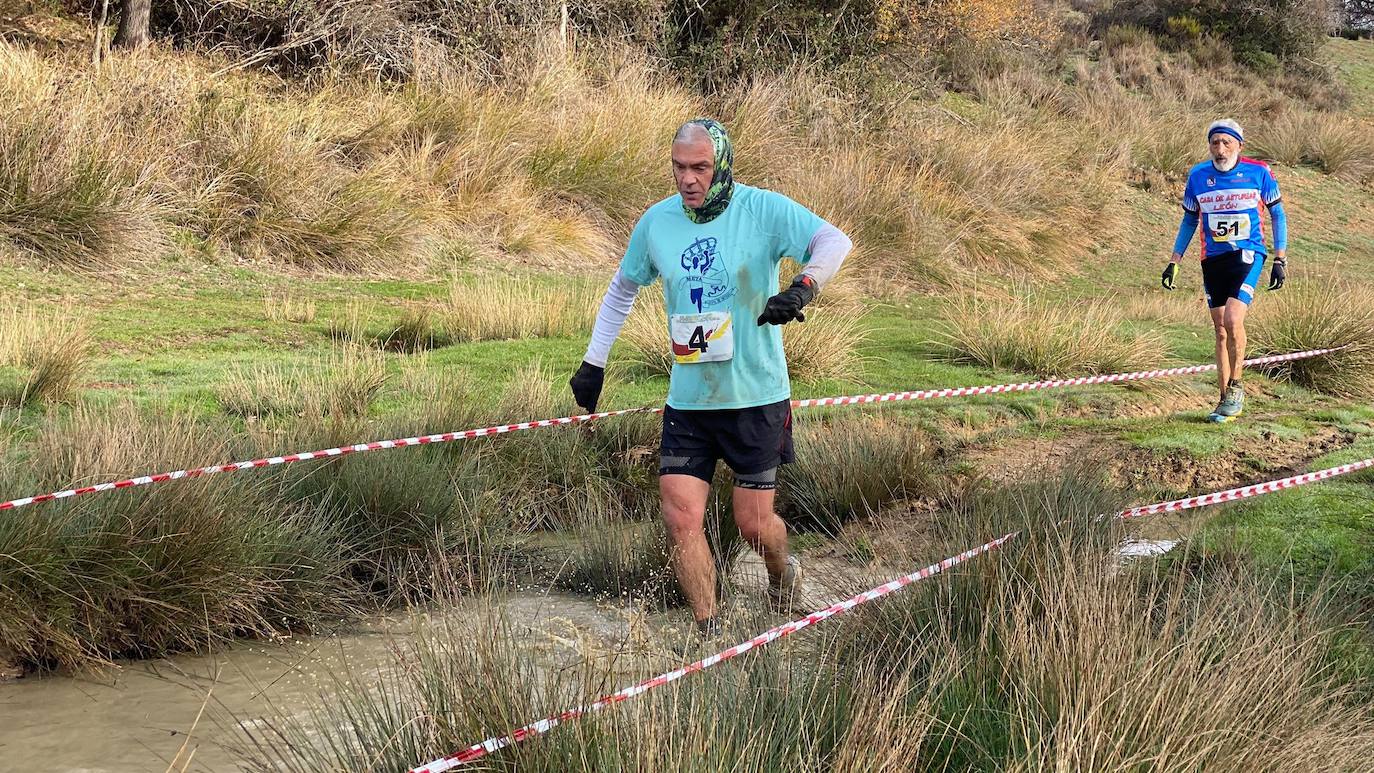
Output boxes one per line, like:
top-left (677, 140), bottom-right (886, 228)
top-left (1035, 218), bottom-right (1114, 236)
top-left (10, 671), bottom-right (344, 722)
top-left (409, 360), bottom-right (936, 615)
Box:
top-left (1122, 291), bottom-right (1208, 325)
top-left (215, 346), bottom-right (390, 419)
top-left (1250, 109), bottom-right (1374, 184)
top-left (0, 301), bottom-right (91, 406)
top-left (1250, 283), bottom-right (1374, 398)
top-left (936, 292), bottom-right (1167, 377)
top-left (263, 291), bottom-right (318, 324)
top-left (445, 275), bottom-right (601, 342)
top-left (0, 30), bottom-right (1274, 285)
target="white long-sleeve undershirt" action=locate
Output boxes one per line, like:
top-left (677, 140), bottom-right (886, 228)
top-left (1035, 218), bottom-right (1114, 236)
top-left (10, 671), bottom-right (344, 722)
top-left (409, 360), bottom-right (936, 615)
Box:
top-left (581, 220), bottom-right (853, 368)
top-left (799, 221), bottom-right (852, 288)
top-left (583, 269), bottom-right (642, 368)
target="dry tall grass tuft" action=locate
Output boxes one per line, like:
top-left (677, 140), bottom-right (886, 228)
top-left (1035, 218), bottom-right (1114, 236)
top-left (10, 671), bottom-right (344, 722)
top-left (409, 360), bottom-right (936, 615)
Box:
top-left (0, 404), bottom-right (351, 670)
top-left (781, 415), bottom-right (934, 532)
top-left (216, 346), bottom-right (390, 419)
top-left (375, 305), bottom-right (449, 352)
top-left (0, 302), bottom-right (91, 407)
top-left (263, 291), bottom-right (317, 324)
top-left (1122, 291), bottom-right (1208, 325)
top-left (0, 45), bottom-right (160, 269)
top-left (830, 474), bottom-right (1374, 770)
top-left (445, 275), bottom-right (600, 342)
top-left (623, 286), bottom-right (869, 381)
top-left (1251, 110), bottom-right (1374, 182)
top-left (936, 292), bottom-right (1166, 377)
top-left (494, 358), bottom-right (565, 421)
top-left (1251, 283), bottom-right (1374, 398)
top-left (549, 516), bottom-right (678, 602)
top-left (181, 92), bottom-right (424, 271)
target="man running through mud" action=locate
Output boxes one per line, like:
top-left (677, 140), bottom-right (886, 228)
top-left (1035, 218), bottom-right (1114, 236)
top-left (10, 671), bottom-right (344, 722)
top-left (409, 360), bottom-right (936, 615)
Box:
top-left (1161, 118), bottom-right (1288, 423)
top-left (569, 119), bottom-right (853, 639)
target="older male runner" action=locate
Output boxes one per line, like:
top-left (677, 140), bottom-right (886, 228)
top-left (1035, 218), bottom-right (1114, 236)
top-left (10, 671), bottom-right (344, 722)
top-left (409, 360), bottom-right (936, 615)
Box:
top-left (568, 118), bottom-right (853, 637)
top-left (1161, 118), bottom-right (1288, 423)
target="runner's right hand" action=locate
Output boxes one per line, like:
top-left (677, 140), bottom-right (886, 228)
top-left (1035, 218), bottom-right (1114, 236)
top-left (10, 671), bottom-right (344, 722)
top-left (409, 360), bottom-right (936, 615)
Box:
top-left (1161, 262), bottom-right (1179, 291)
top-left (569, 361), bottom-right (605, 414)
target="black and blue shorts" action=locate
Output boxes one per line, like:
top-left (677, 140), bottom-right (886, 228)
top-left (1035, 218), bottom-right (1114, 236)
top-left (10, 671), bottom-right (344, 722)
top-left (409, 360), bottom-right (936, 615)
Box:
top-left (659, 399), bottom-right (794, 484)
top-left (1201, 249), bottom-right (1265, 309)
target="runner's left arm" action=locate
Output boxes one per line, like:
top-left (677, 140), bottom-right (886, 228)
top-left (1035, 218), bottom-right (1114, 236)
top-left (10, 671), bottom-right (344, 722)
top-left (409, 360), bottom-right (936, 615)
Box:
top-left (798, 221), bottom-right (853, 290)
top-left (1263, 167), bottom-right (1287, 290)
top-left (759, 220), bottom-right (853, 324)
top-left (757, 186), bottom-right (854, 323)
top-left (1260, 164), bottom-right (1286, 257)
top-left (1267, 202), bottom-right (1287, 258)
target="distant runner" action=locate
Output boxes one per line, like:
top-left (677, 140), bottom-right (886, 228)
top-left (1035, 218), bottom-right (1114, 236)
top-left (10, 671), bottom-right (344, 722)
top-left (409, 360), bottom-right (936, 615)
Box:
top-left (569, 118), bottom-right (853, 639)
top-left (1161, 118), bottom-right (1288, 423)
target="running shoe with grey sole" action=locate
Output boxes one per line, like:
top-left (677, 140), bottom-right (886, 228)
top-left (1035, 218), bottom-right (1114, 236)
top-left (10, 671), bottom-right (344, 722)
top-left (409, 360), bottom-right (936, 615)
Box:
top-left (1210, 382), bottom-right (1244, 422)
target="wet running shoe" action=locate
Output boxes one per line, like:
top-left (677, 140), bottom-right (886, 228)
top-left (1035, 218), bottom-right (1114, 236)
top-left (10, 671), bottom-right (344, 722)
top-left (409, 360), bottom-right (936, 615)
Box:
top-left (768, 555), bottom-right (803, 612)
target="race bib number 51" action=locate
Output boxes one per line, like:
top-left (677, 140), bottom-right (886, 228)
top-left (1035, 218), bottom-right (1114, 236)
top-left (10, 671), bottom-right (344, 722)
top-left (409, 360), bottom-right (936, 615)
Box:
top-left (670, 311), bottom-right (733, 364)
top-left (1208, 213), bottom-right (1251, 243)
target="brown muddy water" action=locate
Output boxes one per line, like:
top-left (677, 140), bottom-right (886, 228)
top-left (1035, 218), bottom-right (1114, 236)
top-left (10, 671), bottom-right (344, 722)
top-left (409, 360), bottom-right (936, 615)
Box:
top-left (0, 554), bottom-right (860, 772)
top-left (0, 592), bottom-right (642, 773)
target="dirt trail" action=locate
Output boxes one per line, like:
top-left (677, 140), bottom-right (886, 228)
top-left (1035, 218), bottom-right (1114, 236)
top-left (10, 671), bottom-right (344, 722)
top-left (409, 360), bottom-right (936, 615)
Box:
top-left (965, 420), bottom-right (1356, 494)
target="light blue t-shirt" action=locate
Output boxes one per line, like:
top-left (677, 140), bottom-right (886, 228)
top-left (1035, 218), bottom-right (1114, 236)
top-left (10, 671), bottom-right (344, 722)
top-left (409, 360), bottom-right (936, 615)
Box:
top-left (619, 184), bottom-right (825, 411)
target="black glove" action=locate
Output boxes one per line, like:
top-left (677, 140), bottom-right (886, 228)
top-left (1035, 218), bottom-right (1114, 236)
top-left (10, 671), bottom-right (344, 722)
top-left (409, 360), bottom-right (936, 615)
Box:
top-left (1161, 262), bottom-right (1179, 291)
top-left (757, 275), bottom-right (818, 326)
top-left (569, 361), bottom-right (604, 413)
top-left (1268, 258), bottom-right (1286, 291)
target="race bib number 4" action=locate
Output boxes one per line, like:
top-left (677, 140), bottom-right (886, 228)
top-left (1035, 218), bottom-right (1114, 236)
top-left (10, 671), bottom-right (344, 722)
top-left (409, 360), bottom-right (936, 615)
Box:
top-left (1208, 213), bottom-right (1251, 243)
top-left (670, 311), bottom-right (733, 364)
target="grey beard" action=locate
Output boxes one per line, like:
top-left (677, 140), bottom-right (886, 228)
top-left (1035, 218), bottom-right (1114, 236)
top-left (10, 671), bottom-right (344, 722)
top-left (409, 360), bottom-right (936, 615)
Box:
top-left (1212, 156), bottom-right (1238, 172)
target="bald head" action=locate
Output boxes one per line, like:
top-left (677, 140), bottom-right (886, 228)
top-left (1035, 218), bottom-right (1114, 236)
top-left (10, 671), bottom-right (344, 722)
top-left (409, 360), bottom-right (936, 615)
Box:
top-left (673, 121), bottom-right (712, 147)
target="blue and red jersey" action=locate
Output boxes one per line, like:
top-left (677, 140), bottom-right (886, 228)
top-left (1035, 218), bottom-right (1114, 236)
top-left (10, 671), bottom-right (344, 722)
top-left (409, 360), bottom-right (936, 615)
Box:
top-left (1176, 158), bottom-right (1285, 259)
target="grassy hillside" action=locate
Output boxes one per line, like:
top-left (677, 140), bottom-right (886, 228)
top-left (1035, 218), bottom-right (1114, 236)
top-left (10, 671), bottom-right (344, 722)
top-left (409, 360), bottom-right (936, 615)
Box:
top-left (2, 10), bottom-right (1374, 765)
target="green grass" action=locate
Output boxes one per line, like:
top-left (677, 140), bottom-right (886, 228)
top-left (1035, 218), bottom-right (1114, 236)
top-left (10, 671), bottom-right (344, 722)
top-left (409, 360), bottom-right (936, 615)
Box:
top-left (1326, 37), bottom-right (1374, 118)
top-left (1188, 436), bottom-right (1374, 608)
top-left (3, 33), bottom-right (1374, 680)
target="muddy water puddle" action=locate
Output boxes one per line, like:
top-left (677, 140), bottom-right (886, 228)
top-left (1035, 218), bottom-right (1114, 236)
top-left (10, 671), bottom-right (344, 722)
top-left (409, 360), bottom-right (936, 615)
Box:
top-left (0, 592), bottom-right (642, 773)
top-left (0, 554), bottom-right (867, 773)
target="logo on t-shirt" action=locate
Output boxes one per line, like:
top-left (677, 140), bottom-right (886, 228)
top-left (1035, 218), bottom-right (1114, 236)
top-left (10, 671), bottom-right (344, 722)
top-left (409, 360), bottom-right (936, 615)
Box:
top-left (679, 236), bottom-right (735, 312)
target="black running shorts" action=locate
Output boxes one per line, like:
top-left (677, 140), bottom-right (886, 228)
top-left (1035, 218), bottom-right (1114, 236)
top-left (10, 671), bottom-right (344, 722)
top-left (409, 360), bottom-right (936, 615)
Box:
top-left (659, 399), bottom-right (795, 482)
top-left (1201, 249), bottom-right (1266, 309)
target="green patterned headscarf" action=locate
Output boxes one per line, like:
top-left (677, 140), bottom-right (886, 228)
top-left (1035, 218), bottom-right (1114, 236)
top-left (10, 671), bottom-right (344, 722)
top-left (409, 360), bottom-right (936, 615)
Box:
top-left (680, 118), bottom-right (734, 224)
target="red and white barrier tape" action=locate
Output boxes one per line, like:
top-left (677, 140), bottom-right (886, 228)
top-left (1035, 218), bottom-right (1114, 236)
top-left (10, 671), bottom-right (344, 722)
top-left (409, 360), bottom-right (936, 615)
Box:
top-left (1118, 456), bottom-right (1374, 518)
top-left (0, 406), bottom-right (653, 512)
top-left (791, 347), bottom-right (1338, 408)
top-left (0, 348), bottom-right (1338, 513)
top-left (410, 452), bottom-right (1374, 772)
top-left (409, 532), bottom-right (1019, 773)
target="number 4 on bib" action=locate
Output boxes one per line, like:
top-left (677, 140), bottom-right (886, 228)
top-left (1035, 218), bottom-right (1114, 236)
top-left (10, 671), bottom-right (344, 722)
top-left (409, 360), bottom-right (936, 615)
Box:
top-left (670, 311), bottom-right (734, 364)
top-left (690, 325), bottom-right (710, 352)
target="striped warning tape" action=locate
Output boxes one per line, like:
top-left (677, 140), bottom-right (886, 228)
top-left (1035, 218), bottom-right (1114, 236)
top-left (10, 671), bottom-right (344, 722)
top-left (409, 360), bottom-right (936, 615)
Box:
top-left (1118, 456), bottom-right (1374, 518)
top-left (409, 451), bottom-right (1374, 772)
top-left (791, 347), bottom-right (1338, 408)
top-left (0, 348), bottom-right (1338, 512)
top-left (409, 532), bottom-right (1020, 772)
